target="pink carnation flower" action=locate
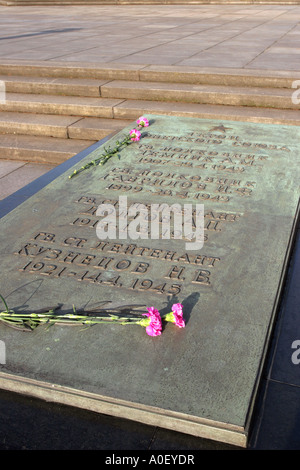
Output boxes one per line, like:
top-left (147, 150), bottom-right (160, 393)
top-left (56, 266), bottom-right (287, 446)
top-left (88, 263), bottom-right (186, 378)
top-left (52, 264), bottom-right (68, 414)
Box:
top-left (129, 129), bottom-right (141, 141)
top-left (171, 303), bottom-right (185, 328)
top-left (136, 116), bottom-right (149, 128)
top-left (142, 307), bottom-right (162, 336)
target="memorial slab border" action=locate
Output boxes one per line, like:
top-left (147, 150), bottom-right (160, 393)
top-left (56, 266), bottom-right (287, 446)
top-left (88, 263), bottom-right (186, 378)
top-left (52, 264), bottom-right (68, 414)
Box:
top-left (0, 117), bottom-right (299, 448)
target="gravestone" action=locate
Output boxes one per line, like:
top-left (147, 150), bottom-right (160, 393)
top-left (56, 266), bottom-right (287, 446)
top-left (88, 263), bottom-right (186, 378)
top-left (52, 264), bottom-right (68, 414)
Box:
top-left (0, 115), bottom-right (299, 448)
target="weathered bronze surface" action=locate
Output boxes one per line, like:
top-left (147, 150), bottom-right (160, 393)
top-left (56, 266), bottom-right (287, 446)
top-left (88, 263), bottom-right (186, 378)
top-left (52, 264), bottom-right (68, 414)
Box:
top-left (0, 115), bottom-right (299, 447)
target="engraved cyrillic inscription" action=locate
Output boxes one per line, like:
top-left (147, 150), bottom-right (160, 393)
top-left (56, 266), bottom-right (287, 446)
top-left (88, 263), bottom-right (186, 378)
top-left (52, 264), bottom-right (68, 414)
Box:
top-left (73, 196), bottom-right (241, 243)
top-left (15, 228), bottom-right (221, 295)
top-left (99, 167), bottom-right (255, 202)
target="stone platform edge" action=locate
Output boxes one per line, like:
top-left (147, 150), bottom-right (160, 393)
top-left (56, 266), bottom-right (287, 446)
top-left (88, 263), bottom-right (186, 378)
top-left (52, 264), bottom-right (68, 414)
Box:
top-left (0, 370), bottom-right (248, 448)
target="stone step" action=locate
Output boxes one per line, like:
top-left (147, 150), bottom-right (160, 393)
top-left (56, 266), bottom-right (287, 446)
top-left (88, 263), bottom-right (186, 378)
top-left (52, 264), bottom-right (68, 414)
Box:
top-left (67, 116), bottom-right (132, 140)
top-left (1, 72), bottom-right (297, 100)
top-left (0, 61), bottom-right (299, 169)
top-left (2, 93), bottom-right (125, 118)
top-left (101, 80), bottom-right (299, 110)
top-left (2, 84), bottom-right (298, 123)
top-left (0, 61), bottom-right (298, 89)
top-left (0, 113), bottom-right (80, 139)
top-left (0, 103), bottom-right (299, 154)
top-left (113, 100), bottom-right (300, 127)
top-left (0, 112), bottom-right (132, 140)
top-left (0, 75), bottom-right (111, 97)
top-left (0, 134), bottom-right (96, 165)
top-left (0, 61), bottom-right (141, 81)
top-left (139, 66), bottom-right (299, 89)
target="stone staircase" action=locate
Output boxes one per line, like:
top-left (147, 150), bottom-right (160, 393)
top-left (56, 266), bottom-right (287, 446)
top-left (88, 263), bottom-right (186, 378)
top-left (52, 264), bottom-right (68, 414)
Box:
top-left (0, 60), bottom-right (299, 166)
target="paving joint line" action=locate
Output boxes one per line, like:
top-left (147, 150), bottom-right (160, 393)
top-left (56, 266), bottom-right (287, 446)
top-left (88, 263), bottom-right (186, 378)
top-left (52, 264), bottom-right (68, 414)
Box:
top-left (0, 161), bottom-right (27, 180)
top-left (244, 17), bottom-right (300, 68)
top-left (172, 13), bottom-right (293, 67)
top-left (244, 24), bottom-right (298, 67)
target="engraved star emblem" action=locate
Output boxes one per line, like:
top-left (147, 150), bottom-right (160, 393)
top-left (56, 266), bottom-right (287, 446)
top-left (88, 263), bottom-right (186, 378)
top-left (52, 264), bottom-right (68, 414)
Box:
top-left (210, 124), bottom-right (232, 133)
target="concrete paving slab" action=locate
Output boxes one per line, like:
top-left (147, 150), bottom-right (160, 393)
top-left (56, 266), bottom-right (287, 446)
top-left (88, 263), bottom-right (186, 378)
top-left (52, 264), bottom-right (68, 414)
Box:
top-left (0, 159), bottom-right (26, 178)
top-left (0, 4), bottom-right (299, 70)
top-left (248, 53), bottom-right (300, 71)
top-left (0, 161), bottom-right (55, 200)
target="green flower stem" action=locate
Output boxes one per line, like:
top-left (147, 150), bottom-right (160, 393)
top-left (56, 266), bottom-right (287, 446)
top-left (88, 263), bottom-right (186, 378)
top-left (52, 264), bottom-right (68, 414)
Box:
top-left (68, 135), bottom-right (132, 179)
top-left (0, 308), bottom-right (146, 331)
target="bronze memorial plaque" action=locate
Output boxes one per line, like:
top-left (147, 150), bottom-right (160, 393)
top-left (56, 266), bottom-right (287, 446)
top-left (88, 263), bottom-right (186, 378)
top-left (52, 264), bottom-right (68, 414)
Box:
top-left (0, 115), bottom-right (299, 447)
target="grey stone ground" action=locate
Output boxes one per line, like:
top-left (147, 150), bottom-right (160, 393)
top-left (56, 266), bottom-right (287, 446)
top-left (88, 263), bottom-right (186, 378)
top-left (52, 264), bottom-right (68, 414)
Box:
top-left (0, 4), bottom-right (300, 451)
top-left (0, 4), bottom-right (300, 68)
